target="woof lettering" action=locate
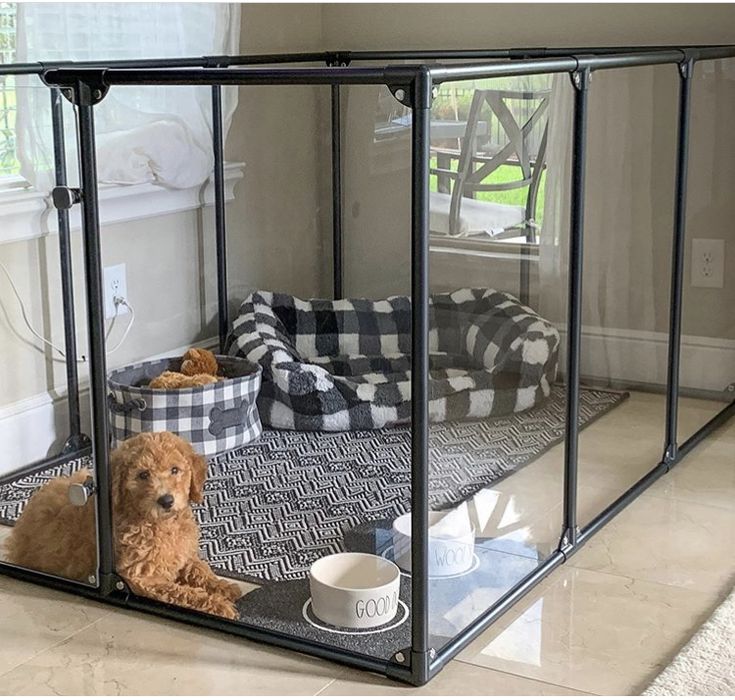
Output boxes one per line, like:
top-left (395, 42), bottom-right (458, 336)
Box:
top-left (433, 543), bottom-right (471, 568)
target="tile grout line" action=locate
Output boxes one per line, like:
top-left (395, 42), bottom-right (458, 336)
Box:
top-left (566, 535), bottom-right (735, 592)
top-left (0, 607), bottom-right (114, 681)
top-left (313, 676), bottom-right (340, 696)
top-left (567, 518), bottom-right (735, 595)
top-left (637, 490), bottom-right (735, 514)
top-left (453, 658), bottom-right (596, 696)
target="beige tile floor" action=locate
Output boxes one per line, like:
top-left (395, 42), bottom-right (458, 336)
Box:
top-left (0, 392), bottom-right (732, 695)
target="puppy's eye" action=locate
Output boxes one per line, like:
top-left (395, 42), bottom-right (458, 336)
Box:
top-left (170, 466), bottom-right (180, 475)
top-left (137, 470), bottom-right (150, 481)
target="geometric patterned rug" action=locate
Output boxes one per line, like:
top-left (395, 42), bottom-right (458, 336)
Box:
top-left (0, 385), bottom-right (626, 584)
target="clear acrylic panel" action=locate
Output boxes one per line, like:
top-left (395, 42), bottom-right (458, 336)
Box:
top-left (575, 65), bottom-right (678, 527)
top-left (0, 76), bottom-right (98, 585)
top-left (677, 58), bottom-right (735, 443)
top-left (425, 73), bottom-right (565, 651)
top-left (188, 80), bottom-right (414, 654)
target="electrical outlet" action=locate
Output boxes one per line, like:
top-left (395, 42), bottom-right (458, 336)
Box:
top-left (103, 264), bottom-right (129, 319)
top-left (691, 238), bottom-right (725, 288)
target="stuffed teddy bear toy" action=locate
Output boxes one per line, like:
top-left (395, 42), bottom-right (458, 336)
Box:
top-left (149, 348), bottom-right (220, 389)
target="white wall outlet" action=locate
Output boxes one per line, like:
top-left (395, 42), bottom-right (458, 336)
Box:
top-left (103, 264), bottom-right (129, 319)
top-left (691, 238), bottom-right (725, 289)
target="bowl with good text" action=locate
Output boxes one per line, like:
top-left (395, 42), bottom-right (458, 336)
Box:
top-left (308, 552), bottom-right (401, 629)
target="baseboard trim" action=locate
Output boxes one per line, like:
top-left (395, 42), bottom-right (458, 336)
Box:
top-left (557, 326), bottom-right (735, 394)
top-left (2, 328), bottom-right (733, 476)
top-left (0, 336), bottom-right (218, 476)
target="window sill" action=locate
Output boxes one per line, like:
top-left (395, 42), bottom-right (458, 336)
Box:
top-left (429, 234), bottom-right (540, 262)
top-left (0, 162), bottom-right (245, 246)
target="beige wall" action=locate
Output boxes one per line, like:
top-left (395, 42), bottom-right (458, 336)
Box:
top-left (321, 4), bottom-right (735, 344)
top-left (321, 4), bottom-right (735, 49)
top-left (227, 4), bottom-right (330, 306)
top-left (0, 211), bottom-right (210, 406)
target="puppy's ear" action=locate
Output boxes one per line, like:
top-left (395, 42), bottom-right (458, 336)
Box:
top-left (187, 447), bottom-right (208, 504)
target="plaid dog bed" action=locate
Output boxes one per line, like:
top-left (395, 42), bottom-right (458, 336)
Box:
top-left (226, 288), bottom-right (560, 431)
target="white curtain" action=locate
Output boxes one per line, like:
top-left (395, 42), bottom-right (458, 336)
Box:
top-left (539, 67), bottom-right (671, 384)
top-left (538, 73), bottom-right (573, 329)
top-left (15, 2), bottom-right (241, 192)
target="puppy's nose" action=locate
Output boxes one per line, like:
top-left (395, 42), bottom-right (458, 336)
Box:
top-left (157, 494), bottom-right (174, 510)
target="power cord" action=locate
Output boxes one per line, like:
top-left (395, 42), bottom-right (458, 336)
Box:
top-left (107, 296), bottom-right (135, 354)
top-left (0, 260), bottom-right (135, 361)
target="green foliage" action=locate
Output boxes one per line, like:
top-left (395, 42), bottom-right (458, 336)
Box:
top-left (430, 159), bottom-right (546, 225)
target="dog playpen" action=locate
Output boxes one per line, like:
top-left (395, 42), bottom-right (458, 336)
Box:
top-left (0, 45), bottom-right (734, 685)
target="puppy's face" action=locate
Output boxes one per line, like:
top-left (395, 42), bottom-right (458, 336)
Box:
top-left (111, 432), bottom-right (207, 522)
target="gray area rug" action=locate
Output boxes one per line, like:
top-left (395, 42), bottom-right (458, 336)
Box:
top-left (0, 385), bottom-right (626, 584)
top-left (643, 585), bottom-right (735, 696)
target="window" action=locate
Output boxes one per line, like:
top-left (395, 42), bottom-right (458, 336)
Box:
top-left (429, 77), bottom-right (550, 246)
top-left (0, 2), bottom-right (17, 180)
top-left (373, 73), bottom-right (551, 246)
top-left (0, 3), bottom-right (244, 245)
top-left (14, 2), bottom-right (239, 193)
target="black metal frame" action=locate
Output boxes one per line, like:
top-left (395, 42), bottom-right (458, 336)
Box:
top-left (1, 44), bottom-right (734, 686)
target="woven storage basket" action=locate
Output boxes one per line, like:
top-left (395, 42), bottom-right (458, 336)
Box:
top-left (108, 355), bottom-right (262, 456)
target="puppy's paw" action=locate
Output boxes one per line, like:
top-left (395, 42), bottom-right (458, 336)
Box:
top-left (208, 595), bottom-right (239, 620)
top-left (219, 579), bottom-right (244, 602)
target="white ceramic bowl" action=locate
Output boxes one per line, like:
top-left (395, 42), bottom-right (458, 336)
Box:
top-left (309, 553), bottom-right (401, 629)
top-left (392, 510), bottom-right (476, 577)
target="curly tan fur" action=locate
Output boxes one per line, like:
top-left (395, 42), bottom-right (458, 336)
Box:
top-left (149, 371), bottom-right (219, 389)
top-left (5, 469), bottom-right (97, 582)
top-left (6, 432), bottom-right (241, 620)
top-left (180, 348), bottom-right (219, 377)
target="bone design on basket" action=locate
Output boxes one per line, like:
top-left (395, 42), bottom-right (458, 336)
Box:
top-left (209, 402), bottom-right (249, 437)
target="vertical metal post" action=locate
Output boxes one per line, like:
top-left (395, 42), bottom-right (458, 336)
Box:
top-left (519, 244), bottom-right (531, 305)
top-left (664, 58), bottom-right (694, 463)
top-left (561, 68), bottom-right (590, 551)
top-left (409, 68), bottom-right (432, 685)
top-left (75, 83), bottom-right (114, 589)
top-left (50, 87), bottom-right (85, 448)
top-left (211, 85), bottom-right (228, 352)
top-left (331, 83), bottom-right (343, 299)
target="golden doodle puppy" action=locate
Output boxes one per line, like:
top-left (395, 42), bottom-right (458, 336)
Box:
top-left (5, 469), bottom-right (97, 582)
top-left (7, 432), bottom-right (241, 620)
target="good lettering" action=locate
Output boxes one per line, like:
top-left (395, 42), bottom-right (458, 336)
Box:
top-left (355, 591), bottom-right (398, 619)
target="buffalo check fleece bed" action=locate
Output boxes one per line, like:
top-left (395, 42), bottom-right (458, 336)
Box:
top-left (226, 288), bottom-right (561, 431)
